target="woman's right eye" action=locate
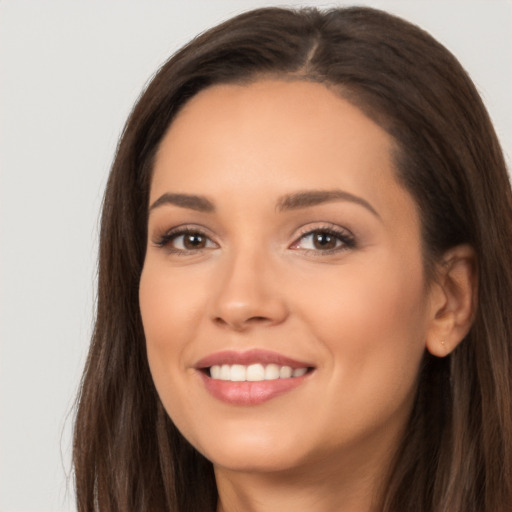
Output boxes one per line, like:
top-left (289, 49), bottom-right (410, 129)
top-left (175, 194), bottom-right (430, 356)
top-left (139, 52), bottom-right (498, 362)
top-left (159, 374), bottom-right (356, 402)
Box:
top-left (155, 229), bottom-right (217, 253)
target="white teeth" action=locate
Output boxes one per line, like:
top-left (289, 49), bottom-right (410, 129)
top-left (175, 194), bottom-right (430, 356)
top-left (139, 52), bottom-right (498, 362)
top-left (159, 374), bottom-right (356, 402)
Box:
top-left (246, 363), bottom-right (265, 381)
top-left (279, 366), bottom-right (293, 379)
top-left (220, 364), bottom-right (230, 380)
top-left (208, 364), bottom-right (309, 382)
top-left (210, 365), bottom-right (221, 379)
top-left (230, 364), bottom-right (246, 381)
top-left (265, 363), bottom-right (280, 380)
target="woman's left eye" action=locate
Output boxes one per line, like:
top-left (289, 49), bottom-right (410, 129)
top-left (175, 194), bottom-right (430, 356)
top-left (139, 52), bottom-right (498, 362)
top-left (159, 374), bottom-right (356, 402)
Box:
top-left (290, 227), bottom-right (355, 253)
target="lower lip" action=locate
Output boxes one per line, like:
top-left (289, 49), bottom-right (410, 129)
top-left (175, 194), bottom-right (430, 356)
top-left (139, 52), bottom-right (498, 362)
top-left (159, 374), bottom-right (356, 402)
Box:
top-left (198, 371), bottom-right (310, 406)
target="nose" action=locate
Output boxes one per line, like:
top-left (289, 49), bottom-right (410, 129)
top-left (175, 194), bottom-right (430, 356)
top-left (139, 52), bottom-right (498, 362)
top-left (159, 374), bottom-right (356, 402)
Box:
top-left (209, 250), bottom-right (289, 332)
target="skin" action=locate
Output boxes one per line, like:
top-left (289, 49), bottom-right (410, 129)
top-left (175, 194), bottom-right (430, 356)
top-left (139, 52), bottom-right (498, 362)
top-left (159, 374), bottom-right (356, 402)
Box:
top-left (139, 80), bottom-right (474, 512)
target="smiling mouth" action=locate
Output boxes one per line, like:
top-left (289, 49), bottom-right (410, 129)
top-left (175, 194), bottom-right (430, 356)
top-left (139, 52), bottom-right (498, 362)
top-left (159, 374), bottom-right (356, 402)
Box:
top-left (195, 350), bottom-right (315, 405)
top-left (206, 363), bottom-right (312, 381)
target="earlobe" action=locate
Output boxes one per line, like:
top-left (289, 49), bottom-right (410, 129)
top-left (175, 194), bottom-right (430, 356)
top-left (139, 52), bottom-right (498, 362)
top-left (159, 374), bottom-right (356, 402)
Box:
top-left (425, 245), bottom-right (478, 358)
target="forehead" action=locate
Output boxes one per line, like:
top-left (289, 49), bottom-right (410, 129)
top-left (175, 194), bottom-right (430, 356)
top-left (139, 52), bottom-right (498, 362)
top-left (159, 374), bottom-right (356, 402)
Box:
top-left (151, 80), bottom-right (407, 215)
top-left (157, 79), bottom-right (393, 162)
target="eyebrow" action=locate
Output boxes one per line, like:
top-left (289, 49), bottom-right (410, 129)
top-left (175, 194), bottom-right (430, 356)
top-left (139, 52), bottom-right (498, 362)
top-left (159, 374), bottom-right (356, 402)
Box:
top-left (276, 189), bottom-right (380, 218)
top-left (149, 189), bottom-right (379, 218)
top-left (149, 193), bottom-right (215, 212)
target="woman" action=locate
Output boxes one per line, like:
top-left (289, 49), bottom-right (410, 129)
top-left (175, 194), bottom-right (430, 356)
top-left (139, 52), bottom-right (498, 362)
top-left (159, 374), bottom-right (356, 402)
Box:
top-left (73, 6), bottom-right (512, 512)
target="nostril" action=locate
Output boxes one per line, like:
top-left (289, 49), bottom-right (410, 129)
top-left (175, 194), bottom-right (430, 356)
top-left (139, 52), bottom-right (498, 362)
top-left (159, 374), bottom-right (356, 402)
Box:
top-left (213, 314), bottom-right (271, 331)
top-left (211, 296), bottom-right (289, 330)
top-left (249, 316), bottom-right (270, 322)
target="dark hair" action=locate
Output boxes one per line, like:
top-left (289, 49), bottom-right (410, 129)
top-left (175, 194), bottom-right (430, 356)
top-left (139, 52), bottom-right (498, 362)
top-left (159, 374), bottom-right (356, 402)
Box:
top-left (73, 6), bottom-right (512, 511)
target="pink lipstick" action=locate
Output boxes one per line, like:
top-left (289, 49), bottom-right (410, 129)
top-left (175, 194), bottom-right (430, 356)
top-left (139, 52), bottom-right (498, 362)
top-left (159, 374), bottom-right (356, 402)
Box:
top-left (195, 349), bottom-right (314, 406)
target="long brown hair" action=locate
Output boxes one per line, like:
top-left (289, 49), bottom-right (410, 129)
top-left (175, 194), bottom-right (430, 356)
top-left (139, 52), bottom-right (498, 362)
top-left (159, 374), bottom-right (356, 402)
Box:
top-left (73, 7), bottom-right (512, 511)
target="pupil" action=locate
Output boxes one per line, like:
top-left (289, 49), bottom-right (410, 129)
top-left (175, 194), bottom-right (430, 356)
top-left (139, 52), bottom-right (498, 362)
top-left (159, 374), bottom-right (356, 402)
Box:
top-left (314, 232), bottom-right (335, 249)
top-left (184, 233), bottom-right (205, 249)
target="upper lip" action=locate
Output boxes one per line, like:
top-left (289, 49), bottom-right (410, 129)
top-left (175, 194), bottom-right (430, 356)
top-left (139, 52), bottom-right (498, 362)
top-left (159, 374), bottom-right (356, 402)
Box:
top-left (194, 349), bottom-right (313, 369)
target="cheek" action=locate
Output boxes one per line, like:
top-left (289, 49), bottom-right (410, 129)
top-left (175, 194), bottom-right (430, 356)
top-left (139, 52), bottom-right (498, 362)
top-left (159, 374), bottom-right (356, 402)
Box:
top-left (296, 252), bottom-right (428, 416)
top-left (140, 262), bottom-right (206, 345)
top-left (300, 250), bottom-right (427, 338)
top-left (139, 263), bottom-right (206, 401)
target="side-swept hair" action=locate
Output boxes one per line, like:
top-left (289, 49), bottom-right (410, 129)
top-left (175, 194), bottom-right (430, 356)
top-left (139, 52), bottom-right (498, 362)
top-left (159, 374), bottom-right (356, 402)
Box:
top-left (73, 7), bottom-right (512, 511)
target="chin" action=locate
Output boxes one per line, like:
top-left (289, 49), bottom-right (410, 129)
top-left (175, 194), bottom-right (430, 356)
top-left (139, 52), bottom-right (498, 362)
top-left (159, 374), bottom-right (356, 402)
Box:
top-left (191, 426), bottom-right (311, 474)
top-left (208, 448), bottom-right (307, 474)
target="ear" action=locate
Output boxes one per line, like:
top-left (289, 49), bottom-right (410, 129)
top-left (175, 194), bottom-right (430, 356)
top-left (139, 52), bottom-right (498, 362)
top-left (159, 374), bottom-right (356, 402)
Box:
top-left (425, 244), bottom-right (478, 357)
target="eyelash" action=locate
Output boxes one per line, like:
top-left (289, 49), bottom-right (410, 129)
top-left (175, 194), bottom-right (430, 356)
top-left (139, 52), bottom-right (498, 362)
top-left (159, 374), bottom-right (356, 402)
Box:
top-left (153, 224), bottom-right (356, 256)
top-left (153, 226), bottom-right (217, 254)
top-left (291, 224), bottom-right (356, 255)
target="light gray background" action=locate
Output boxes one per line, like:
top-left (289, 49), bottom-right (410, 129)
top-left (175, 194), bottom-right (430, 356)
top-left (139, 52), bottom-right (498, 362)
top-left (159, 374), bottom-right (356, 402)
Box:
top-left (1, 1), bottom-right (510, 511)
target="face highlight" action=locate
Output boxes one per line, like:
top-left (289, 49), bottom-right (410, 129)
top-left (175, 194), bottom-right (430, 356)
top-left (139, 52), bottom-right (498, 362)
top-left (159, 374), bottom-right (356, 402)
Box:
top-left (139, 80), bottom-right (435, 478)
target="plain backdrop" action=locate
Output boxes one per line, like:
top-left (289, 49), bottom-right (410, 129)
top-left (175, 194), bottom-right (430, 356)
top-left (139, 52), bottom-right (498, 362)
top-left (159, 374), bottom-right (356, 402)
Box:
top-left (0, 1), bottom-right (510, 511)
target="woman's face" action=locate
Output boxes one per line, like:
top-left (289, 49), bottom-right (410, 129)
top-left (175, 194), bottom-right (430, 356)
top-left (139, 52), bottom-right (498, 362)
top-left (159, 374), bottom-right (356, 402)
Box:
top-left (139, 80), bottom-right (436, 476)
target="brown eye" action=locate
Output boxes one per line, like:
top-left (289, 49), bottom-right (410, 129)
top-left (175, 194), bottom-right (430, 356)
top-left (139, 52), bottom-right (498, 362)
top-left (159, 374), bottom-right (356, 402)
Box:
top-left (290, 226), bottom-right (356, 254)
top-left (312, 232), bottom-right (338, 250)
top-left (156, 229), bottom-right (217, 252)
top-left (182, 233), bottom-right (207, 249)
